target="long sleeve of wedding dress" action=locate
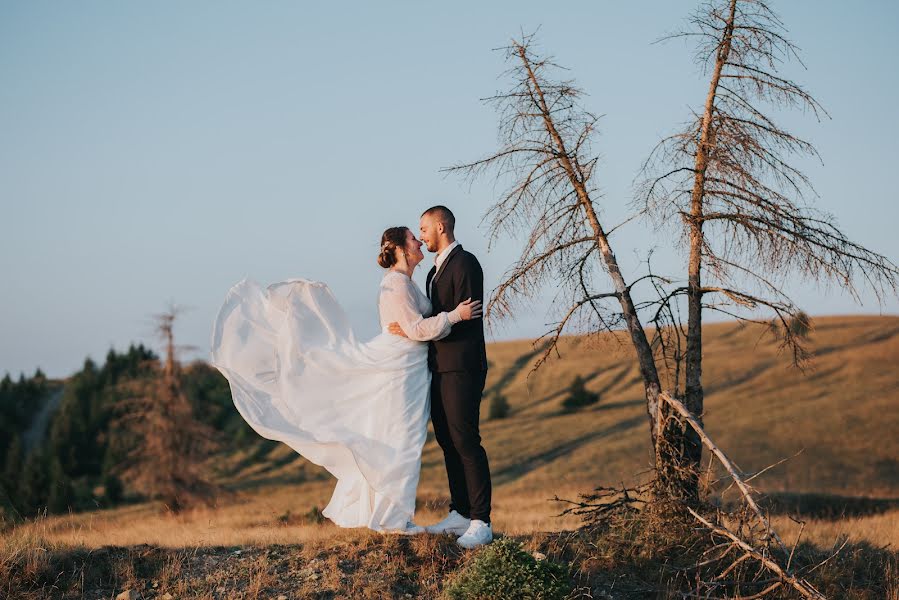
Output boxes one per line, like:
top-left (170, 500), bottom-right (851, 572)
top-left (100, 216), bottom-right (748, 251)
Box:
top-left (210, 274), bottom-right (440, 533)
top-left (378, 271), bottom-right (459, 341)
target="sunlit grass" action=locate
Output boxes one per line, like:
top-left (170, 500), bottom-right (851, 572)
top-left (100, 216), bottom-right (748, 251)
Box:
top-left (3, 316), bottom-right (898, 598)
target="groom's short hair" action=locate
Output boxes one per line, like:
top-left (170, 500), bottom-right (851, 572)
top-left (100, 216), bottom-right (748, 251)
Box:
top-left (422, 205), bottom-right (455, 233)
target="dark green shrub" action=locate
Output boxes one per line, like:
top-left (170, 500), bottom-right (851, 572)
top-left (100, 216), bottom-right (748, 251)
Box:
top-left (103, 474), bottom-right (124, 504)
top-left (561, 375), bottom-right (599, 411)
top-left (488, 392), bottom-right (510, 420)
top-left (443, 537), bottom-right (571, 600)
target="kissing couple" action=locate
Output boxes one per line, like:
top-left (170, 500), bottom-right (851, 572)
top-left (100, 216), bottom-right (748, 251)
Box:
top-left (211, 205), bottom-right (494, 548)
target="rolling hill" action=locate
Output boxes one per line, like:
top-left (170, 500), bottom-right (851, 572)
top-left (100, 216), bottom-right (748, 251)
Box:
top-left (225, 314), bottom-right (899, 505)
top-left (5, 315), bottom-right (899, 599)
top-left (5, 315), bottom-right (899, 546)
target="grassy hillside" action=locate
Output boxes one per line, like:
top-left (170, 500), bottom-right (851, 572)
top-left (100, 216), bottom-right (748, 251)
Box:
top-left (11, 315), bottom-right (894, 547)
top-left (475, 314), bottom-right (899, 499)
top-left (227, 314), bottom-right (899, 501)
top-left (3, 315), bottom-right (899, 598)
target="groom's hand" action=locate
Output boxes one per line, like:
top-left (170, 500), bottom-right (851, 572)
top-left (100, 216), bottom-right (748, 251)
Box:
top-left (388, 322), bottom-right (409, 338)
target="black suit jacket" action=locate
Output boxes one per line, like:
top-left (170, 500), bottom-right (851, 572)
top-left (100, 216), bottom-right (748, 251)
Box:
top-left (426, 245), bottom-right (488, 373)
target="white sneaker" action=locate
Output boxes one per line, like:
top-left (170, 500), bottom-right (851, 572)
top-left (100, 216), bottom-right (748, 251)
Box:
top-left (425, 510), bottom-right (471, 535)
top-left (456, 519), bottom-right (493, 548)
top-left (404, 521), bottom-right (426, 535)
top-left (384, 521), bottom-right (425, 535)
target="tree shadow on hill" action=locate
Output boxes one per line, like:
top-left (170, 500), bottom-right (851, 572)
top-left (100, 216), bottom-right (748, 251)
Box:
top-left (218, 437), bottom-right (321, 488)
top-left (514, 363), bottom-right (638, 414)
top-left (218, 438), bottom-right (281, 478)
top-left (702, 360), bottom-right (778, 396)
top-left (813, 324), bottom-right (899, 357)
top-left (755, 491), bottom-right (899, 519)
top-left (225, 471), bottom-right (317, 491)
top-left (485, 342), bottom-right (550, 399)
top-left (705, 360), bottom-right (842, 396)
top-left (490, 415), bottom-right (646, 486)
top-left (576, 398), bottom-right (644, 413)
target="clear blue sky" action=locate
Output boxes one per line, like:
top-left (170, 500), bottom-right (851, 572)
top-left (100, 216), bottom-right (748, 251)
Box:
top-left (2, 1), bottom-right (898, 378)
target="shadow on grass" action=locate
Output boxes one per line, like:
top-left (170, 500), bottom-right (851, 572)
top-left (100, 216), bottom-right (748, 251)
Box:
top-left (757, 491), bottom-right (899, 519)
top-left (484, 341), bottom-right (550, 400)
top-left (219, 438), bottom-right (281, 478)
top-left (491, 415), bottom-right (645, 486)
top-left (514, 362), bottom-right (639, 414)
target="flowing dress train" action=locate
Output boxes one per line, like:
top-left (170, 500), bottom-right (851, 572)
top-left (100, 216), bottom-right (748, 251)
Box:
top-left (210, 271), bottom-right (452, 530)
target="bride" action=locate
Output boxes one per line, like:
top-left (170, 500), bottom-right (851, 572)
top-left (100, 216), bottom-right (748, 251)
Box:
top-left (210, 226), bottom-right (481, 534)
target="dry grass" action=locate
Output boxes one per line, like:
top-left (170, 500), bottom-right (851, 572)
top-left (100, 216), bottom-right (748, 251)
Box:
top-left (772, 509), bottom-right (899, 550)
top-left (2, 315), bottom-right (898, 597)
top-left (5, 482), bottom-right (585, 549)
top-left (222, 315), bottom-right (898, 503)
top-left (7, 316), bottom-right (899, 547)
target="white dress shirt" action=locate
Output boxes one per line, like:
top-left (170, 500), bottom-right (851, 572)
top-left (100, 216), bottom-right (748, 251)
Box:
top-left (435, 240), bottom-right (460, 270)
top-left (430, 240), bottom-right (460, 301)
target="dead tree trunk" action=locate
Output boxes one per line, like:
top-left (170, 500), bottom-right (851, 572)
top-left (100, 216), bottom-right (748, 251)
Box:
top-left (641, 0), bottom-right (899, 500)
top-left (681, 0), bottom-right (738, 501)
top-left (113, 305), bottom-right (220, 512)
top-left (448, 36), bottom-right (678, 487)
top-left (516, 45), bottom-right (664, 430)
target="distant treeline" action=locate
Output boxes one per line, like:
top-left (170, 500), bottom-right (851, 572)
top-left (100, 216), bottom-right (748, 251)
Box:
top-left (0, 345), bottom-right (253, 522)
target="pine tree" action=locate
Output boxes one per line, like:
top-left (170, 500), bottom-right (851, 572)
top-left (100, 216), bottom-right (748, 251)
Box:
top-left (49, 392), bottom-right (89, 476)
top-left (0, 482), bottom-right (21, 526)
top-left (47, 457), bottom-right (74, 514)
top-left (3, 434), bottom-right (23, 493)
top-left (19, 449), bottom-right (50, 516)
top-left (103, 473), bottom-right (124, 504)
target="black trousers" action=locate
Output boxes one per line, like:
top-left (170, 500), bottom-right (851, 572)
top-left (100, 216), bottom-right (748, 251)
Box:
top-left (430, 370), bottom-right (491, 523)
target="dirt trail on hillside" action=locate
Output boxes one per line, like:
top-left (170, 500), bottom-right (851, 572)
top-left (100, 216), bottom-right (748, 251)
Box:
top-left (22, 386), bottom-right (65, 454)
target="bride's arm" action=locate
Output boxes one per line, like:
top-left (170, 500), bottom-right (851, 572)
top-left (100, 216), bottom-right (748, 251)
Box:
top-left (382, 277), bottom-right (461, 342)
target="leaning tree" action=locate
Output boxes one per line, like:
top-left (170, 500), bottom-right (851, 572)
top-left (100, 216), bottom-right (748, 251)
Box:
top-left (450, 3), bottom-right (899, 507)
top-left (446, 35), bottom-right (676, 490)
top-left (639, 0), bottom-right (899, 492)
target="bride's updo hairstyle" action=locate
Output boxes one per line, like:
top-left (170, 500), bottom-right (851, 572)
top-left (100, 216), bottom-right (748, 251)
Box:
top-left (378, 226), bottom-right (409, 269)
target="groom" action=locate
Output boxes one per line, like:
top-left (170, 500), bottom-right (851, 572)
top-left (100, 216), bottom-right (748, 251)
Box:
top-left (390, 205), bottom-right (492, 548)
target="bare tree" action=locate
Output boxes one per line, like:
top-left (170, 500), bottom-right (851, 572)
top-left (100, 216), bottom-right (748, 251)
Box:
top-left (446, 35), bottom-right (679, 487)
top-left (112, 305), bottom-right (220, 512)
top-left (639, 0), bottom-right (899, 493)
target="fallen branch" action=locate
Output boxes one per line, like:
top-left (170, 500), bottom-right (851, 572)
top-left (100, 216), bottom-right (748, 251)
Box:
top-left (687, 507), bottom-right (826, 600)
top-left (659, 391), bottom-right (787, 554)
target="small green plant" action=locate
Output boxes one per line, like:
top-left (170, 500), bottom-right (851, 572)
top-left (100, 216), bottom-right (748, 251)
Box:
top-left (488, 392), bottom-right (510, 420)
top-left (561, 375), bottom-right (599, 412)
top-left (305, 505), bottom-right (325, 524)
top-left (443, 537), bottom-right (571, 600)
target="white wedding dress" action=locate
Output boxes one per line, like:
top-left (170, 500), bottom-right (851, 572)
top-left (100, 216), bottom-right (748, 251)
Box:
top-left (210, 270), bottom-right (455, 531)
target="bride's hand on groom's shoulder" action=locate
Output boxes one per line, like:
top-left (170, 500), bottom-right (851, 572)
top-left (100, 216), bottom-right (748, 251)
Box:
top-left (388, 322), bottom-right (409, 338)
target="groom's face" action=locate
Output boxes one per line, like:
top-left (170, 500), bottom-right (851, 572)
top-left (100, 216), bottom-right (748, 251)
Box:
top-left (419, 215), bottom-right (441, 253)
